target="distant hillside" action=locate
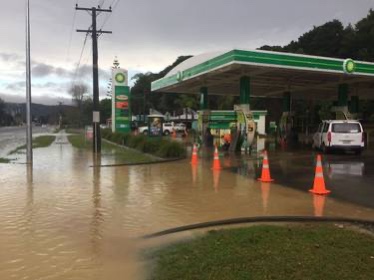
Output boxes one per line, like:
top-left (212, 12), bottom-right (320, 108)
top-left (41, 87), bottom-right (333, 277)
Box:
top-left (5, 102), bottom-right (74, 123)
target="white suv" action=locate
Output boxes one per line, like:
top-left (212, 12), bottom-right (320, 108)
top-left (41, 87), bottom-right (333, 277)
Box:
top-left (138, 122), bottom-right (174, 135)
top-left (312, 120), bottom-right (365, 154)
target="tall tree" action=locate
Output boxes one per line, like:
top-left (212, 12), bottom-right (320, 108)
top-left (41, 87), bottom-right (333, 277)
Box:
top-left (69, 83), bottom-right (89, 108)
top-left (259, 9), bottom-right (374, 62)
top-left (354, 9), bottom-right (374, 61)
top-left (68, 83), bottom-right (89, 127)
top-left (130, 55), bottom-right (193, 115)
top-left (100, 98), bottom-right (111, 124)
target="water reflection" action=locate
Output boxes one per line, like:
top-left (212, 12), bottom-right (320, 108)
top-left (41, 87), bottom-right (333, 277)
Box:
top-left (91, 154), bottom-right (103, 257)
top-left (326, 161), bottom-right (365, 178)
top-left (24, 165), bottom-right (35, 251)
top-left (260, 182), bottom-right (270, 214)
top-left (191, 165), bottom-right (197, 185)
top-left (213, 170), bottom-right (220, 192)
top-left (313, 195), bottom-right (326, 217)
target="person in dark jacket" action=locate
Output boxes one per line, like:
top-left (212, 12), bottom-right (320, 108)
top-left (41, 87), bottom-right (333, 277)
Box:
top-left (205, 128), bottom-right (214, 147)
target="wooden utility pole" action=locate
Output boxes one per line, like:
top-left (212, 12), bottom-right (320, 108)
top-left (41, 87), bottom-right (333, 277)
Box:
top-left (76, 5), bottom-right (112, 154)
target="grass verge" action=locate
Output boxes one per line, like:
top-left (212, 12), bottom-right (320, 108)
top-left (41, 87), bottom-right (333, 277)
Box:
top-left (9, 135), bottom-right (56, 155)
top-left (0, 158), bottom-right (11, 163)
top-left (148, 225), bottom-right (374, 280)
top-left (67, 134), bottom-right (156, 164)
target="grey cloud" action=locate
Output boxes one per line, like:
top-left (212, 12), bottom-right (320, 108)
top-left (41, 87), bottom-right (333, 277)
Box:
top-left (32, 63), bottom-right (55, 77)
top-left (0, 52), bottom-right (22, 62)
top-left (6, 81), bottom-right (62, 92)
top-left (6, 81), bottom-right (25, 91)
top-left (1, 0), bottom-right (374, 101)
top-left (30, 61), bottom-right (109, 80)
top-left (32, 63), bottom-right (70, 78)
top-left (75, 64), bottom-right (110, 80)
top-left (109, 0), bottom-right (374, 50)
top-left (0, 92), bottom-right (73, 106)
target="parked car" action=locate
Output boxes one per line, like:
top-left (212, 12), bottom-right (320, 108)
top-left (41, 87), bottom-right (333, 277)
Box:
top-left (138, 122), bottom-right (174, 135)
top-left (162, 123), bottom-right (173, 135)
top-left (312, 120), bottom-right (365, 154)
top-left (174, 123), bottom-right (186, 132)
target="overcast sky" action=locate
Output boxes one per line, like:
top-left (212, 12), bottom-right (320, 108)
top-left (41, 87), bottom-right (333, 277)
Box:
top-left (0, 0), bottom-right (373, 105)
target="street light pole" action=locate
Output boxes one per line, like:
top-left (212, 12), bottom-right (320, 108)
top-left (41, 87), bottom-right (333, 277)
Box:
top-left (26, 0), bottom-right (33, 164)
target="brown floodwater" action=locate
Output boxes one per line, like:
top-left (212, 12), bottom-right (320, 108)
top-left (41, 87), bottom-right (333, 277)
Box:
top-left (0, 133), bottom-right (373, 279)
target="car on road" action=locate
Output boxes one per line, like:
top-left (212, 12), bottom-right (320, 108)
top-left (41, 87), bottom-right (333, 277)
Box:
top-left (312, 120), bottom-right (365, 154)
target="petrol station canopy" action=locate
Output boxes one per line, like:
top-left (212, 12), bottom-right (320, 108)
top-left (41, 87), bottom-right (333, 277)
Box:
top-left (151, 49), bottom-right (374, 100)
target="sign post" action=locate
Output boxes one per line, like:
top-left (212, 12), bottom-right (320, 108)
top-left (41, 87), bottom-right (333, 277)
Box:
top-left (112, 69), bottom-right (131, 133)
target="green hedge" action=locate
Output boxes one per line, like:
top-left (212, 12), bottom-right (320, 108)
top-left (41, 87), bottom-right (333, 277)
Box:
top-left (101, 129), bottom-right (186, 159)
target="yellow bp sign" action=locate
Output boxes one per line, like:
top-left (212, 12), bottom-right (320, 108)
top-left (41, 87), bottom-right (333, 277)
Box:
top-left (112, 69), bottom-right (131, 133)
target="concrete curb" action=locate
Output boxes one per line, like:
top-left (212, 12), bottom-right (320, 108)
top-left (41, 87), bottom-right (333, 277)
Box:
top-left (89, 138), bottom-right (186, 167)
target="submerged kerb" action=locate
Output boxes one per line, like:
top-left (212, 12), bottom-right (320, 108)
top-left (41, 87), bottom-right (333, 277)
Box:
top-left (151, 49), bottom-right (374, 92)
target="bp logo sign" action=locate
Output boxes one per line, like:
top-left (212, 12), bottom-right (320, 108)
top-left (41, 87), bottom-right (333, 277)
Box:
top-left (115, 72), bottom-right (126, 83)
top-left (343, 59), bottom-right (356, 74)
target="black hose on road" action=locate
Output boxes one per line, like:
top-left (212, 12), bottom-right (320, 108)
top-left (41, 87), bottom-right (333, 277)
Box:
top-left (90, 157), bottom-right (185, 168)
top-left (142, 216), bottom-right (374, 239)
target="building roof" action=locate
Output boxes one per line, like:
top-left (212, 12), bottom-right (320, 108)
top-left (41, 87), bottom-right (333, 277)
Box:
top-left (152, 49), bottom-right (374, 100)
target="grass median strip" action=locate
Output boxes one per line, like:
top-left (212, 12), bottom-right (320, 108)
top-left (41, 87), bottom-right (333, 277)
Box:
top-left (67, 134), bottom-right (156, 164)
top-left (9, 135), bottom-right (56, 154)
top-left (0, 135), bottom-right (56, 163)
top-left (148, 224), bottom-right (374, 280)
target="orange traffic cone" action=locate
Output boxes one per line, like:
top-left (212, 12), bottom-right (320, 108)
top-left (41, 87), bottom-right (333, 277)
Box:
top-left (211, 145), bottom-right (221, 170)
top-left (309, 154), bottom-right (331, 195)
top-left (258, 150), bottom-right (274, 182)
top-left (191, 144), bottom-right (198, 165)
top-left (313, 194), bottom-right (326, 217)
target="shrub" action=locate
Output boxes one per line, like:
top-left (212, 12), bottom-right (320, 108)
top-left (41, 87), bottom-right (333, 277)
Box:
top-left (102, 130), bottom-right (186, 159)
top-left (101, 128), bottom-right (111, 139)
top-left (157, 141), bottom-right (186, 158)
top-left (122, 133), bottom-right (132, 145)
top-left (128, 135), bottom-right (146, 149)
top-left (143, 138), bottom-right (164, 154)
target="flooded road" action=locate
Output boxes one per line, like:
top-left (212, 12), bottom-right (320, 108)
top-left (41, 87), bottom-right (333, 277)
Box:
top-left (0, 132), bottom-right (374, 279)
top-left (0, 126), bottom-right (52, 157)
top-left (244, 142), bottom-right (374, 208)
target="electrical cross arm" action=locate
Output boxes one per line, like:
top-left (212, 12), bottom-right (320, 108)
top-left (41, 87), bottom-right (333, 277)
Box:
top-left (76, 29), bottom-right (112, 34)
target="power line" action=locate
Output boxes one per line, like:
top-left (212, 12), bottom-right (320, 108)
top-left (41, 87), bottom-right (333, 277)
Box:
top-left (73, 26), bottom-right (91, 84)
top-left (112, 0), bottom-right (120, 9)
top-left (66, 4), bottom-right (77, 62)
top-left (99, 0), bottom-right (118, 29)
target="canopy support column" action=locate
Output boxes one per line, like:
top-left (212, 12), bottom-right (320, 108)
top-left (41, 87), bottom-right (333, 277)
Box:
top-left (338, 84), bottom-right (349, 107)
top-left (283, 91), bottom-right (291, 113)
top-left (350, 96), bottom-right (359, 114)
top-left (200, 86), bottom-right (208, 110)
top-left (240, 76), bottom-right (250, 105)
